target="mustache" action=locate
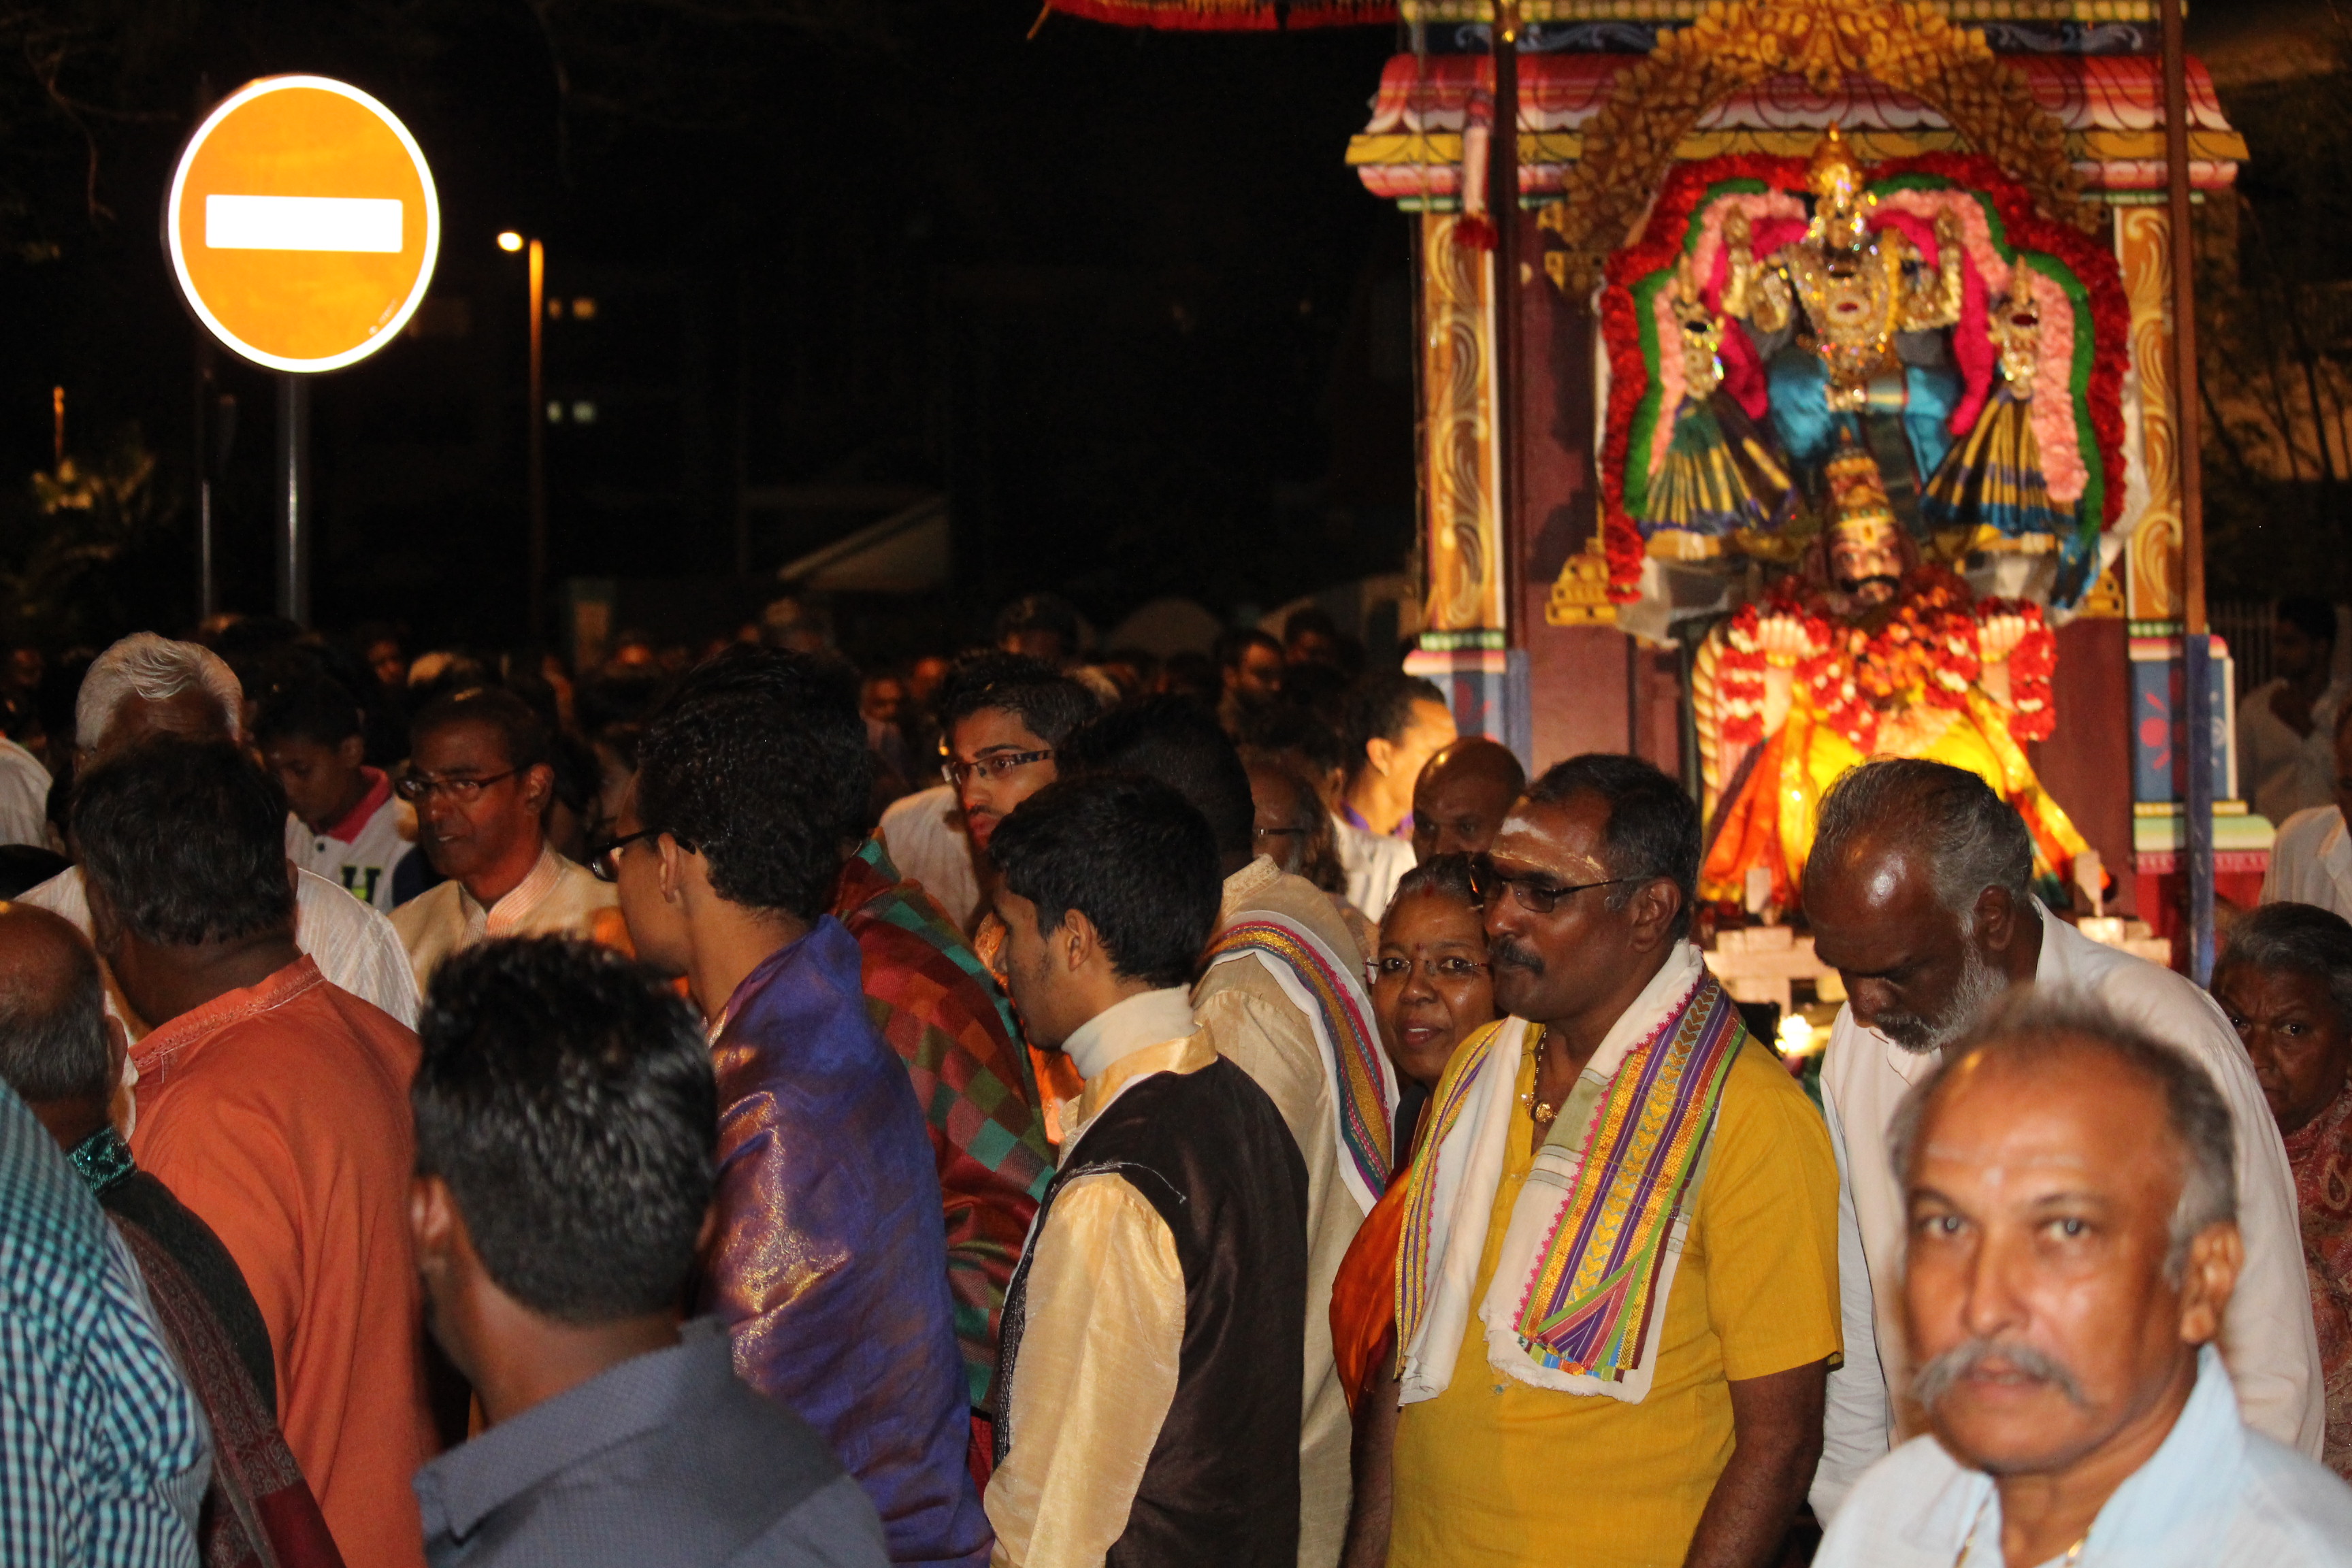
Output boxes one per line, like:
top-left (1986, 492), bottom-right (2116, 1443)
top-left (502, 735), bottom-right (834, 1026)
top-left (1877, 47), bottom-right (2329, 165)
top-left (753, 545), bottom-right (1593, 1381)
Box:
top-left (1489, 934), bottom-right (1546, 976)
top-left (1913, 1336), bottom-right (2086, 1411)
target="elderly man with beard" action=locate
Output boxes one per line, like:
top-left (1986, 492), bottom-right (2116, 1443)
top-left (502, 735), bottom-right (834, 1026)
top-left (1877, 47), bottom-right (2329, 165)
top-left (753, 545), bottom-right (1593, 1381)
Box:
top-left (1814, 994), bottom-right (2352, 1565)
top-left (1349, 753), bottom-right (1838, 1568)
top-left (1803, 759), bottom-right (2323, 1520)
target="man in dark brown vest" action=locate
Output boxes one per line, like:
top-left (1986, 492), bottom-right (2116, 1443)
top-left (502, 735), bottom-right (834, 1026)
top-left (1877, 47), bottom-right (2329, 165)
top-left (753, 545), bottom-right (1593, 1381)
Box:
top-left (984, 772), bottom-right (1309, 1567)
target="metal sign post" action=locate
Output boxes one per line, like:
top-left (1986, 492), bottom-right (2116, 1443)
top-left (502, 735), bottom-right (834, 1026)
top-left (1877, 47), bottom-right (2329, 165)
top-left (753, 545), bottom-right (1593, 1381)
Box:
top-left (163, 75), bottom-right (440, 625)
top-left (277, 374), bottom-right (311, 625)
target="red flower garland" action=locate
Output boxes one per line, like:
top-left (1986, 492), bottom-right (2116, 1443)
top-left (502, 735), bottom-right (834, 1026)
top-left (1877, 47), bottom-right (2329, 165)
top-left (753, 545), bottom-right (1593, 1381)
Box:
top-left (1710, 570), bottom-right (2056, 752)
top-left (1596, 152), bottom-right (2131, 602)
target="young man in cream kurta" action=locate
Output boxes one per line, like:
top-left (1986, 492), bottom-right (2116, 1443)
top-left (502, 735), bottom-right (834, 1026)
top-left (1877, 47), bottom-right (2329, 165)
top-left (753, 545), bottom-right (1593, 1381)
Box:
top-left (985, 774), bottom-right (1307, 1568)
top-left (1053, 694), bottom-right (1390, 1568)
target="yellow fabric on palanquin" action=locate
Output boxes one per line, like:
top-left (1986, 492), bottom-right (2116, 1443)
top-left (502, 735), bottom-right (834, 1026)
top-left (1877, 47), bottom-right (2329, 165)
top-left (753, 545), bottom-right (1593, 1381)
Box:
top-left (1699, 683), bottom-right (2088, 907)
top-left (1386, 1039), bottom-right (1840, 1567)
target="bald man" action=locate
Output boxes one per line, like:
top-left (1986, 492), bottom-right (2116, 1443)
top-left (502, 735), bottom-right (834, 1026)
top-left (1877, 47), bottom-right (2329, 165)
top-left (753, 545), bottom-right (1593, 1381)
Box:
top-left (1802, 758), bottom-right (2321, 1519)
top-left (1409, 736), bottom-right (1526, 862)
top-left (1818, 994), bottom-right (2352, 1564)
top-left (0, 900), bottom-right (334, 1565)
top-left (0, 902), bottom-right (277, 1396)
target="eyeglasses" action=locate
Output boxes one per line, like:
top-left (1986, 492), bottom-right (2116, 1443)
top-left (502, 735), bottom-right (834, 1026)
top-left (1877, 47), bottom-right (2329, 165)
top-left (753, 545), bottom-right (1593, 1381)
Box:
top-left (394, 768), bottom-right (518, 804)
top-left (1253, 825), bottom-right (1308, 841)
top-left (943, 749), bottom-right (1054, 789)
top-left (588, 828), bottom-right (658, 883)
top-left (1469, 855), bottom-right (1638, 915)
top-left (1368, 954), bottom-right (1488, 983)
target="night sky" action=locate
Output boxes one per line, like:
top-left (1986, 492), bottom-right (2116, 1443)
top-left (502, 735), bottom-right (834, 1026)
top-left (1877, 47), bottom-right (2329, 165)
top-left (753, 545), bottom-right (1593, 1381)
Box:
top-left (0, 3), bottom-right (1407, 652)
top-left (0, 2), bottom-right (2330, 652)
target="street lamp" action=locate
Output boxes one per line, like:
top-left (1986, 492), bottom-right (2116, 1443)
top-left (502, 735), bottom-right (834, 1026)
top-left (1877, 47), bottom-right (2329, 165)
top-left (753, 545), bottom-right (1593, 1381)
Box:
top-left (501, 230), bottom-right (547, 643)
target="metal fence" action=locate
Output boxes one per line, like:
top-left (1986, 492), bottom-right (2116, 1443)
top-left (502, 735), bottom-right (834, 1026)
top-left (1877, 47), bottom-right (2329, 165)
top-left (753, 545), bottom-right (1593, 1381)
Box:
top-left (2211, 599), bottom-right (2352, 699)
top-left (2212, 600), bottom-right (2274, 699)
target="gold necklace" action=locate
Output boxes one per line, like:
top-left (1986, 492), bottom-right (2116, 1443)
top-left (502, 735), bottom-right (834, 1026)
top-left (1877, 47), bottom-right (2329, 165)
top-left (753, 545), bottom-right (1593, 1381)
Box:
top-left (1953, 1488), bottom-right (2087, 1567)
top-left (1520, 1028), bottom-right (1563, 1125)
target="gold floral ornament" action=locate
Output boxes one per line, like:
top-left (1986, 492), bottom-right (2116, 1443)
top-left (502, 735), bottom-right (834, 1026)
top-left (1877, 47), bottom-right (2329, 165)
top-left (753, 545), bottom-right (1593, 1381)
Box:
top-left (1542, 0), bottom-right (2093, 295)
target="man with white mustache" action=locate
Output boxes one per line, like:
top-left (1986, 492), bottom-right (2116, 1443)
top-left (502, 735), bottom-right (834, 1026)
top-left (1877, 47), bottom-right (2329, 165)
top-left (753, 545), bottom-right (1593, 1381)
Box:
top-left (1801, 760), bottom-right (2321, 1520)
top-left (1814, 994), bottom-right (2352, 1565)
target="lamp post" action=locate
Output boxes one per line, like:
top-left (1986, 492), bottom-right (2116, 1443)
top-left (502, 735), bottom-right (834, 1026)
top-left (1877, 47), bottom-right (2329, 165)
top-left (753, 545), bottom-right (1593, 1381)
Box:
top-left (499, 229), bottom-right (548, 646)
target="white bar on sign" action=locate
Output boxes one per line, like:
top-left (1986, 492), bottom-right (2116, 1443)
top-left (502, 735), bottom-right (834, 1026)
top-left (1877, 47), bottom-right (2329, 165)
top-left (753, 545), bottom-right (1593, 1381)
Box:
top-left (205, 195), bottom-right (403, 253)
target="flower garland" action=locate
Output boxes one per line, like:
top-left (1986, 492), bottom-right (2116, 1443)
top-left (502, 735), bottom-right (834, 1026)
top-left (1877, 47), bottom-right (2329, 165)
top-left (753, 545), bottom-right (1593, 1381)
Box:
top-left (1806, 570), bottom-right (1982, 751)
top-left (1711, 571), bottom-right (2055, 751)
top-left (1712, 605), bottom-right (1782, 747)
top-left (1982, 595), bottom-right (2059, 743)
top-left (1597, 150), bottom-right (2130, 602)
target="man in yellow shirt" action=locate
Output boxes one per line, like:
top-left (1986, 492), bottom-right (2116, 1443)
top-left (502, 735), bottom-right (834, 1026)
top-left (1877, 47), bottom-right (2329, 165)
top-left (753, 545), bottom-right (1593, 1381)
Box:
top-left (1347, 754), bottom-right (1840, 1568)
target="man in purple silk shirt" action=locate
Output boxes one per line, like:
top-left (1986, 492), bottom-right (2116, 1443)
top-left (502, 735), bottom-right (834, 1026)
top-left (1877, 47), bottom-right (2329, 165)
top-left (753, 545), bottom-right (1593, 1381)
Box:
top-left (610, 647), bottom-right (989, 1568)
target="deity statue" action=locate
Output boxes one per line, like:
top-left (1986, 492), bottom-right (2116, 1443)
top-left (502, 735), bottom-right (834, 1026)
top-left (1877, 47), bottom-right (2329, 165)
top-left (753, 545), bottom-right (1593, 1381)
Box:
top-left (1695, 434), bottom-right (2087, 913)
top-left (1639, 262), bottom-right (1799, 559)
top-left (1720, 126), bottom-right (1967, 527)
top-left (1920, 274), bottom-right (2072, 561)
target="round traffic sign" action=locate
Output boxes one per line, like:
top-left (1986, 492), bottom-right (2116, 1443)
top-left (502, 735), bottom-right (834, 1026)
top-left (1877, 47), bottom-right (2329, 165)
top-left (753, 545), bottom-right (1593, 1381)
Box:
top-left (165, 76), bottom-right (440, 373)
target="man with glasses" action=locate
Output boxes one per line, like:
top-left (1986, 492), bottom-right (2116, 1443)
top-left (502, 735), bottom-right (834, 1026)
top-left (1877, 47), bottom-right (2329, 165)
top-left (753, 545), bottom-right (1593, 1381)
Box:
top-left (389, 687), bottom-right (615, 989)
top-left (872, 653), bottom-right (1100, 940)
top-left (1345, 753), bottom-right (1839, 1568)
top-left (926, 655), bottom-right (1104, 1138)
top-left (938, 653), bottom-right (1098, 863)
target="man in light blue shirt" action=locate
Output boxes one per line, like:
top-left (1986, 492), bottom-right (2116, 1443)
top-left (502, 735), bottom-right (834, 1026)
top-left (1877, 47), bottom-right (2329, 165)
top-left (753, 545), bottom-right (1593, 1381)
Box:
top-left (0, 1078), bottom-right (210, 1567)
top-left (1817, 992), bottom-right (2352, 1567)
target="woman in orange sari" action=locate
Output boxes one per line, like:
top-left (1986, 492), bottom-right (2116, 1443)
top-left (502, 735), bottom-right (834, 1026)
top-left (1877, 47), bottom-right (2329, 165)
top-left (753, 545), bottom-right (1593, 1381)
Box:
top-left (1331, 853), bottom-right (1500, 1538)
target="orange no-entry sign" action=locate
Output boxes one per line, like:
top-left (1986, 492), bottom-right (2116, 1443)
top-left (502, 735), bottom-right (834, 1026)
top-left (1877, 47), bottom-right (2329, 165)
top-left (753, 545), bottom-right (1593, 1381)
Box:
top-left (165, 76), bottom-right (440, 373)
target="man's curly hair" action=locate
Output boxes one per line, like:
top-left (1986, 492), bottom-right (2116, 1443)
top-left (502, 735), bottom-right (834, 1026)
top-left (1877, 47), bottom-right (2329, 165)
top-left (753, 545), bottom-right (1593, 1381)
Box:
top-left (634, 647), bottom-right (872, 921)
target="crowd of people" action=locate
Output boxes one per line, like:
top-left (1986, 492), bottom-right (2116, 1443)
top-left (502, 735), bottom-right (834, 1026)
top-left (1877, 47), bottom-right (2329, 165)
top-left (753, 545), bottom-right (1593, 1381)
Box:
top-left (4, 587), bottom-right (2352, 1568)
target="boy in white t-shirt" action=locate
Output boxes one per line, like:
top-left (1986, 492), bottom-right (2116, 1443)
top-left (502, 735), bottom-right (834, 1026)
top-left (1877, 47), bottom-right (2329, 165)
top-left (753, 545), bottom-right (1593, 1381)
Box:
top-left (258, 672), bottom-right (413, 913)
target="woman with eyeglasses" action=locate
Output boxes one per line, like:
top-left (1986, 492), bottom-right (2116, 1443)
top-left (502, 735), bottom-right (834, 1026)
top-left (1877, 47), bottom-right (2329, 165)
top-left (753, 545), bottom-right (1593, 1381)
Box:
top-left (1367, 853), bottom-right (1496, 1163)
top-left (1332, 852), bottom-right (1497, 1542)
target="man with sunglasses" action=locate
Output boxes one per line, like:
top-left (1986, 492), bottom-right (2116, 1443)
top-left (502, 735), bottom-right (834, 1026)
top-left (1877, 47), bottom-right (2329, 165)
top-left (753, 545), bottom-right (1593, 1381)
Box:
top-left (388, 687), bottom-right (615, 990)
top-left (1346, 754), bottom-right (1839, 1568)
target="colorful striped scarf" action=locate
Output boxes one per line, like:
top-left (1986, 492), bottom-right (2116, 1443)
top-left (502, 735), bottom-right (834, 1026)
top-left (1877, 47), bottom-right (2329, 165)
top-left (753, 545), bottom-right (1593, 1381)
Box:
top-left (1205, 912), bottom-right (1396, 1215)
top-left (1396, 946), bottom-right (1748, 1403)
top-left (1511, 974), bottom-right (1746, 1377)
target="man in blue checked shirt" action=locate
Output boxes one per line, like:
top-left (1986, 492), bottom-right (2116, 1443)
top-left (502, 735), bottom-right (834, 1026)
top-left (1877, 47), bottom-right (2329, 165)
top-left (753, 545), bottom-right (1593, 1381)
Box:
top-left (0, 1077), bottom-right (210, 1567)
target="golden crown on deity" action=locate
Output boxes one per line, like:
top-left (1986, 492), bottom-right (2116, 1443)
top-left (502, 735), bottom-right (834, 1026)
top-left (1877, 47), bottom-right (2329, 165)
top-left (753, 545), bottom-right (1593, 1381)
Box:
top-left (1806, 126), bottom-right (1872, 249)
top-left (1808, 127), bottom-right (1861, 201)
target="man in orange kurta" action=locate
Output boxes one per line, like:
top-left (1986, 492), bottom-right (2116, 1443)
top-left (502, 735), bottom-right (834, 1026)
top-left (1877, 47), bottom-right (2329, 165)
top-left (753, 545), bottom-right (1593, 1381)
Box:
top-left (78, 735), bottom-right (434, 1568)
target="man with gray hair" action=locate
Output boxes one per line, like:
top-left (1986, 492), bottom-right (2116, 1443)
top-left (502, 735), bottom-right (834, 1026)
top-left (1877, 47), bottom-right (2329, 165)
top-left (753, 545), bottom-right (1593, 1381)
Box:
top-left (1802, 757), bottom-right (2321, 1518)
top-left (20, 632), bottom-right (418, 1029)
top-left (1815, 992), bottom-right (2352, 1564)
